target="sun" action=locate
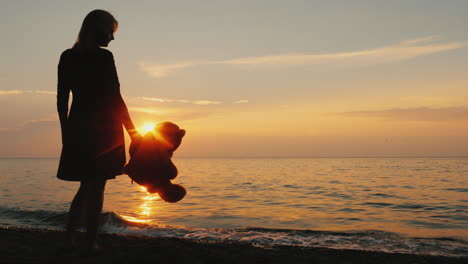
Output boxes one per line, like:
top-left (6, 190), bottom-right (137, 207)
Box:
top-left (139, 122), bottom-right (157, 134)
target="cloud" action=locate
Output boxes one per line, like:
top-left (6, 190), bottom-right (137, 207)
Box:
top-left (138, 62), bottom-right (199, 78)
top-left (129, 97), bottom-right (250, 122)
top-left (128, 106), bottom-right (218, 122)
top-left (0, 117), bottom-right (58, 132)
top-left (138, 36), bottom-right (466, 77)
top-left (400, 35), bottom-right (441, 45)
top-left (128, 107), bottom-right (166, 115)
top-left (398, 96), bottom-right (467, 108)
top-left (336, 106), bottom-right (468, 121)
top-left (0, 90), bottom-right (23, 95)
top-left (0, 90), bottom-right (56, 95)
top-left (33, 91), bottom-right (56, 95)
top-left (139, 96), bottom-right (221, 105)
top-left (232, 100), bottom-right (249, 104)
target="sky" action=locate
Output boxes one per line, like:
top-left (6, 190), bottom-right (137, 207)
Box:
top-left (0, 0), bottom-right (467, 157)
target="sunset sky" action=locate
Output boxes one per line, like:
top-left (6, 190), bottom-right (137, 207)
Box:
top-left (1, 0), bottom-right (467, 157)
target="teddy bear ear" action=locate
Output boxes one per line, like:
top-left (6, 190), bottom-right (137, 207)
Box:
top-left (179, 129), bottom-right (186, 138)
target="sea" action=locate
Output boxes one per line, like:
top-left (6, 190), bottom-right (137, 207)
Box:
top-left (0, 157), bottom-right (467, 257)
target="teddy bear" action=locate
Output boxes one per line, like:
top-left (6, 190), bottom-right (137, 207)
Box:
top-left (124, 121), bottom-right (186, 203)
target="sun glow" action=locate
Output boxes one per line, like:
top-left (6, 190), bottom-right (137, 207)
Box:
top-left (138, 122), bottom-right (157, 135)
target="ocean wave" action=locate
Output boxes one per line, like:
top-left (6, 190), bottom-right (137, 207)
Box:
top-left (0, 207), bottom-right (466, 257)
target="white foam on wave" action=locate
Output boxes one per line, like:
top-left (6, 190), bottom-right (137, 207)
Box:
top-left (101, 214), bottom-right (468, 257)
top-left (1, 207), bottom-right (466, 257)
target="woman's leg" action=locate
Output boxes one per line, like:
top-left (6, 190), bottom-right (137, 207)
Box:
top-left (66, 183), bottom-right (86, 248)
top-left (82, 177), bottom-right (107, 249)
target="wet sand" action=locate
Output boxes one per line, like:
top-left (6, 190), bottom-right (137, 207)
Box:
top-left (1, 227), bottom-right (466, 264)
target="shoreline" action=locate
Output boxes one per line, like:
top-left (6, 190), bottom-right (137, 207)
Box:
top-left (1, 227), bottom-right (466, 264)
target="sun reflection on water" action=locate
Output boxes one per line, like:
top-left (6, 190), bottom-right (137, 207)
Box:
top-left (119, 185), bottom-right (161, 223)
top-left (119, 214), bottom-right (153, 224)
top-left (143, 195), bottom-right (160, 201)
top-left (138, 186), bottom-right (160, 217)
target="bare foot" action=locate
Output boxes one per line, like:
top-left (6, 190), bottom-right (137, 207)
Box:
top-left (81, 240), bottom-right (104, 256)
top-left (56, 232), bottom-right (78, 256)
top-left (65, 231), bottom-right (78, 249)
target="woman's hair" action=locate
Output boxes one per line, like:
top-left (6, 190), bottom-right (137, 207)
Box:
top-left (72, 9), bottom-right (118, 50)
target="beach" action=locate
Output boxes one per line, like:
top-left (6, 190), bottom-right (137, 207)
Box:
top-left (1, 227), bottom-right (466, 264)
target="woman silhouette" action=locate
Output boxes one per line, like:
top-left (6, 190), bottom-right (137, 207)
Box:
top-left (56, 9), bottom-right (141, 252)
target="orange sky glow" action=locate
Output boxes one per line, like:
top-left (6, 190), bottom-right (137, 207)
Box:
top-left (0, 1), bottom-right (467, 157)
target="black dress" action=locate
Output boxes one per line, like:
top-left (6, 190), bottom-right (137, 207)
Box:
top-left (56, 47), bottom-right (126, 181)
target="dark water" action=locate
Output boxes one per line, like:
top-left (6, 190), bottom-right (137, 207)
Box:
top-left (0, 157), bottom-right (467, 256)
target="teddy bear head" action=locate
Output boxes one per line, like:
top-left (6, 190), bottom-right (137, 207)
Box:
top-left (155, 121), bottom-right (185, 152)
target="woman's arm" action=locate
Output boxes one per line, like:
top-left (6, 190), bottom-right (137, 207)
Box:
top-left (108, 51), bottom-right (142, 141)
top-left (117, 94), bottom-right (140, 139)
top-left (57, 51), bottom-right (71, 144)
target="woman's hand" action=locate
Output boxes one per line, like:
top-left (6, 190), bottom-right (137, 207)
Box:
top-left (129, 130), bottom-right (142, 142)
top-left (129, 131), bottom-right (143, 157)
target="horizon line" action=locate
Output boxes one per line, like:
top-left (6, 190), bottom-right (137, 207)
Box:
top-left (1, 156), bottom-right (467, 159)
